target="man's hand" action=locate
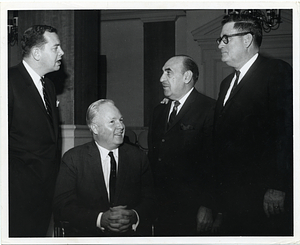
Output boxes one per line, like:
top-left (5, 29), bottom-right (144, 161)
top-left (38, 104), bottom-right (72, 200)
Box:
top-left (101, 205), bottom-right (137, 233)
top-left (160, 98), bottom-right (169, 104)
top-left (109, 206), bottom-right (137, 233)
top-left (196, 206), bottom-right (213, 232)
top-left (211, 213), bottom-right (222, 233)
top-left (263, 189), bottom-right (285, 217)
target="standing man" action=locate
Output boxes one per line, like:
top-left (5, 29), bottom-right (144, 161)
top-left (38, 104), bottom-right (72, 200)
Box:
top-left (148, 55), bottom-right (216, 236)
top-left (8, 25), bottom-right (64, 237)
top-left (53, 99), bottom-right (156, 236)
top-left (214, 13), bottom-right (293, 235)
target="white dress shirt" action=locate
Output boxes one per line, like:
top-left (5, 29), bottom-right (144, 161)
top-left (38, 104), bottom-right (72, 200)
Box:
top-left (96, 143), bottom-right (119, 198)
top-left (168, 87), bottom-right (194, 119)
top-left (223, 53), bottom-right (259, 105)
top-left (94, 142), bottom-right (139, 231)
top-left (22, 60), bottom-right (47, 107)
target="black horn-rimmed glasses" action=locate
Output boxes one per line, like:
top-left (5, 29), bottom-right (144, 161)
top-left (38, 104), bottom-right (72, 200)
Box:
top-left (216, 32), bottom-right (253, 45)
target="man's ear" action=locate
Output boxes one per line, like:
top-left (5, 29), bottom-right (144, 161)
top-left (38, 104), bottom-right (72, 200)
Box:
top-left (244, 33), bottom-right (254, 48)
top-left (90, 124), bottom-right (98, 135)
top-left (183, 70), bottom-right (193, 84)
top-left (32, 47), bottom-right (41, 61)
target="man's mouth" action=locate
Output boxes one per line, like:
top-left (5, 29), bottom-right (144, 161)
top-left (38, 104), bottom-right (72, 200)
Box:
top-left (115, 132), bottom-right (123, 137)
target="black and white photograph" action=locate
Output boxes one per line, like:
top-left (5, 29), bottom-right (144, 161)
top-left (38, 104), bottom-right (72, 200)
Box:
top-left (1, 0), bottom-right (299, 244)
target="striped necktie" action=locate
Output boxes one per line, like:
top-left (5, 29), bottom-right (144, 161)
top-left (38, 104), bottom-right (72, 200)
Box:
top-left (40, 77), bottom-right (52, 118)
top-left (230, 70), bottom-right (241, 96)
top-left (167, 100), bottom-right (180, 129)
top-left (108, 151), bottom-right (117, 206)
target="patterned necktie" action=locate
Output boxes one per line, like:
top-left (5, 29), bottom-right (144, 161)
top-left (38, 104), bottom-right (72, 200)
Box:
top-left (108, 151), bottom-right (117, 206)
top-left (40, 77), bottom-right (52, 119)
top-left (230, 70), bottom-right (241, 96)
top-left (168, 100), bottom-right (180, 128)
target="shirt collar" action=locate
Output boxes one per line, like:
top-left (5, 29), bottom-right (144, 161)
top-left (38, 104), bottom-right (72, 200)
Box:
top-left (95, 141), bottom-right (119, 160)
top-left (239, 53), bottom-right (259, 78)
top-left (22, 60), bottom-right (43, 86)
top-left (176, 87), bottom-right (194, 106)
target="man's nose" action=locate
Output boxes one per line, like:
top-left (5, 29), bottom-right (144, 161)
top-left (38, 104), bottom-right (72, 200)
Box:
top-left (59, 47), bottom-right (64, 56)
top-left (116, 120), bottom-right (124, 129)
top-left (218, 41), bottom-right (224, 49)
top-left (160, 73), bottom-right (165, 83)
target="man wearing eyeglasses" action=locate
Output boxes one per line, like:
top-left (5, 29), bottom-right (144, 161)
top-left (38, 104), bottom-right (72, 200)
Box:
top-left (213, 13), bottom-right (293, 235)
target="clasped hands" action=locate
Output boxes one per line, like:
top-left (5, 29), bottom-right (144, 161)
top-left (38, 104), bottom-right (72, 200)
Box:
top-left (196, 206), bottom-right (222, 233)
top-left (263, 189), bottom-right (285, 217)
top-left (101, 205), bottom-right (137, 233)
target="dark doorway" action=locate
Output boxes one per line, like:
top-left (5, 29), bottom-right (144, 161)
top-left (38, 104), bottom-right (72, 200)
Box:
top-left (144, 21), bottom-right (175, 127)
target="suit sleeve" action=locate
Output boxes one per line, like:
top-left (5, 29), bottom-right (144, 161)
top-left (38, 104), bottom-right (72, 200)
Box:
top-left (53, 151), bottom-right (101, 230)
top-left (198, 103), bottom-right (217, 210)
top-left (266, 60), bottom-right (293, 193)
top-left (147, 107), bottom-right (155, 165)
top-left (131, 151), bottom-right (157, 232)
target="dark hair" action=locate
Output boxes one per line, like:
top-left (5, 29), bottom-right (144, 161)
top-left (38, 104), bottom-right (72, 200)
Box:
top-left (21, 25), bottom-right (57, 58)
top-left (178, 55), bottom-right (199, 83)
top-left (222, 13), bottom-right (263, 47)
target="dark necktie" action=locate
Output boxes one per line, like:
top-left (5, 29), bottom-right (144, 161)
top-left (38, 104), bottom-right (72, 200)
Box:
top-left (230, 70), bottom-right (241, 96)
top-left (41, 77), bottom-right (53, 119)
top-left (108, 151), bottom-right (117, 206)
top-left (167, 100), bottom-right (180, 129)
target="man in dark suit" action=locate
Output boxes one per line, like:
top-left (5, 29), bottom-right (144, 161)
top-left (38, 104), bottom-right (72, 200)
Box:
top-left (148, 55), bottom-right (216, 236)
top-left (8, 25), bottom-right (64, 237)
top-left (53, 99), bottom-right (156, 236)
top-left (213, 13), bottom-right (293, 235)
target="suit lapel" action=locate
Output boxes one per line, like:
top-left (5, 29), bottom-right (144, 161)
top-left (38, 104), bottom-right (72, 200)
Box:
top-left (166, 89), bottom-right (197, 131)
top-left (215, 74), bottom-right (233, 115)
top-left (44, 77), bottom-right (59, 136)
top-left (88, 142), bottom-right (110, 205)
top-left (154, 102), bottom-right (171, 133)
top-left (224, 55), bottom-right (265, 105)
top-left (114, 145), bottom-right (128, 204)
top-left (18, 63), bottom-right (56, 136)
top-left (18, 63), bottom-right (47, 113)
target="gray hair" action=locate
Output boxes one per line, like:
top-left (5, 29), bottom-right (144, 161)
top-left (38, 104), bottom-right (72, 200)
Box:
top-left (86, 99), bottom-right (115, 129)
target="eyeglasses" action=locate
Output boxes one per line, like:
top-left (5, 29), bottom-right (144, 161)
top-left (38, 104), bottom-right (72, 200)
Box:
top-left (216, 32), bottom-right (253, 45)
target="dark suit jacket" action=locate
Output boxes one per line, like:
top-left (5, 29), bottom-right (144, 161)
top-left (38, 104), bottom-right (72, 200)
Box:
top-left (148, 88), bottom-right (216, 235)
top-left (8, 62), bottom-right (60, 237)
top-left (53, 141), bottom-right (156, 236)
top-left (213, 55), bottom-right (293, 233)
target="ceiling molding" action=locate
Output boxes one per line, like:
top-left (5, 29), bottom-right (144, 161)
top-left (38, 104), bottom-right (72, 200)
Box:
top-left (100, 10), bottom-right (186, 22)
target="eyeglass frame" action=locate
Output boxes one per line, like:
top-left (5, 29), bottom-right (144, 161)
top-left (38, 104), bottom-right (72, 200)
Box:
top-left (216, 32), bottom-right (253, 45)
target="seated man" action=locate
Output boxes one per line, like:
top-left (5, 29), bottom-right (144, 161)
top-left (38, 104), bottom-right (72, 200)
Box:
top-left (53, 99), bottom-right (156, 236)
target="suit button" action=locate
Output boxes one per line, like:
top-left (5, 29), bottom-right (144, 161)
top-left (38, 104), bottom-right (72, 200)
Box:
top-left (162, 139), bottom-right (165, 142)
top-left (158, 158), bottom-right (162, 161)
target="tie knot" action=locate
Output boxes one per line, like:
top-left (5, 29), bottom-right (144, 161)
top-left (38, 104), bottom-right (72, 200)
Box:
top-left (108, 151), bottom-right (114, 158)
top-left (174, 100), bottom-right (180, 108)
top-left (235, 70), bottom-right (240, 78)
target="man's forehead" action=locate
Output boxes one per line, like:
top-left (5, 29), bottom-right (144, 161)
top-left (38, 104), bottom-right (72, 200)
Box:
top-left (221, 22), bottom-right (236, 34)
top-left (99, 104), bottom-right (121, 116)
top-left (44, 31), bottom-right (60, 44)
top-left (163, 57), bottom-right (182, 70)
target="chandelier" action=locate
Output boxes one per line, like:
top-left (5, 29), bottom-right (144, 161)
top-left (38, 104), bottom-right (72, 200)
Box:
top-left (225, 9), bottom-right (282, 33)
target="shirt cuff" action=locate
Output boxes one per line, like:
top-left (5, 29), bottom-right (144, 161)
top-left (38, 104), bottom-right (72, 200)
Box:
top-left (132, 209), bottom-right (139, 231)
top-left (97, 212), bottom-right (105, 231)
